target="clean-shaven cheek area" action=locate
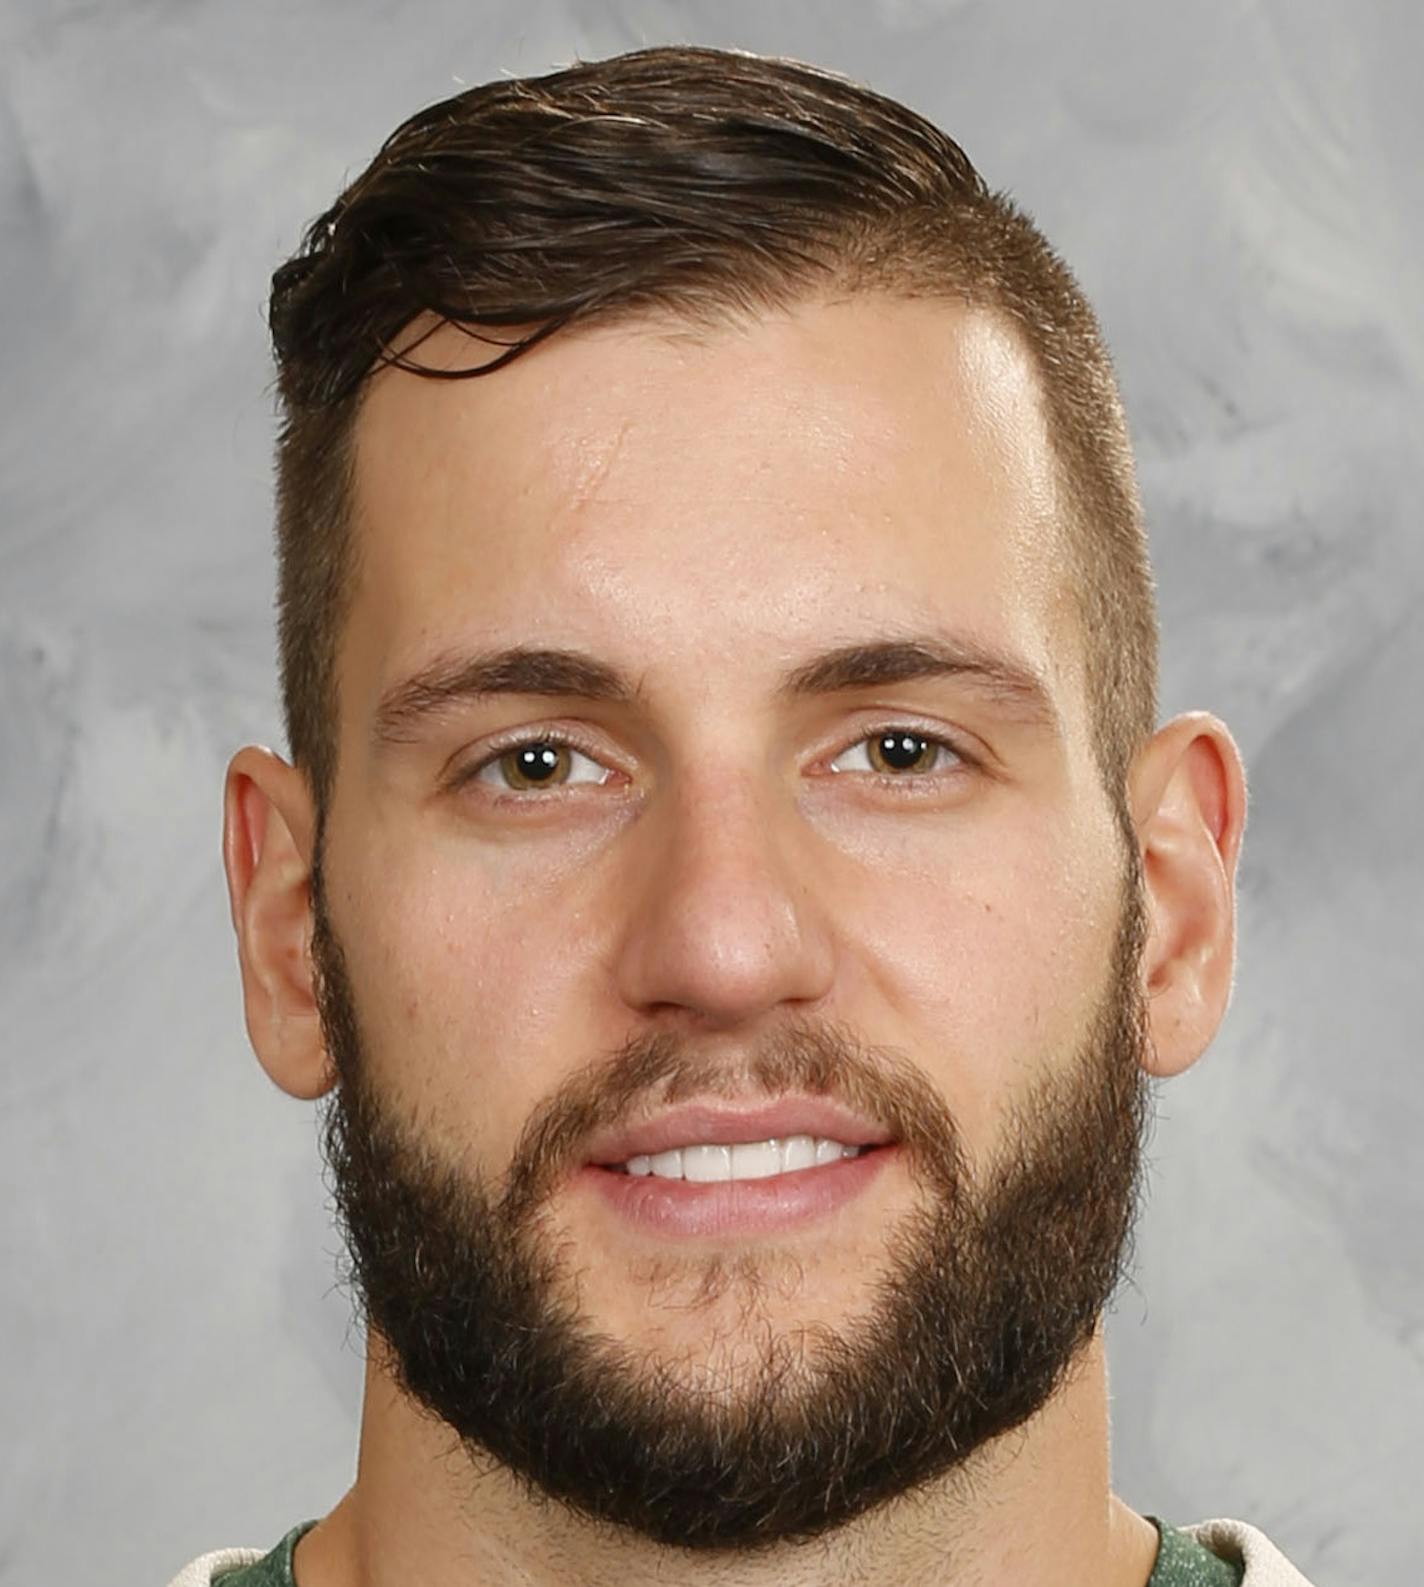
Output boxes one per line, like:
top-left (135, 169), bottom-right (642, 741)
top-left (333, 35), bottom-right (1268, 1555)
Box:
top-left (318, 731), bottom-right (1123, 1359)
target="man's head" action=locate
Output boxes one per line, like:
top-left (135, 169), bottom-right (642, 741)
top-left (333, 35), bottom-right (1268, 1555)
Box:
top-left (223, 43), bottom-right (1245, 1557)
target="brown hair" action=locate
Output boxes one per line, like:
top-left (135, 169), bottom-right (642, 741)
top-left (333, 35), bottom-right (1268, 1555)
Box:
top-left (269, 44), bottom-right (1157, 819)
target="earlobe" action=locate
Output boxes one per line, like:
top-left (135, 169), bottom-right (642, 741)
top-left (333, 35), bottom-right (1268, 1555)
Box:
top-left (222, 745), bottom-right (335, 1100)
top-left (1130, 713), bottom-right (1248, 1078)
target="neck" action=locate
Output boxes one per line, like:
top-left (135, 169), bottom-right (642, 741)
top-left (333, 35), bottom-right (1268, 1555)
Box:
top-left (291, 1326), bottom-right (1160, 1587)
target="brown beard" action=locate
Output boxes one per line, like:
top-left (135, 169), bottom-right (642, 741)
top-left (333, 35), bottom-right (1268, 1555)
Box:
top-left (311, 842), bottom-right (1155, 1552)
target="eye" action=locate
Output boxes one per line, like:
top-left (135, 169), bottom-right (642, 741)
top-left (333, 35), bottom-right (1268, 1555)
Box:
top-left (466, 733), bottom-right (613, 794)
top-left (828, 728), bottom-right (966, 782)
top-left (458, 724), bottom-right (968, 801)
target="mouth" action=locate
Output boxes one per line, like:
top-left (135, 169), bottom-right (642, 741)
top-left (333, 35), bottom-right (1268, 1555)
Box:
top-left (585, 1096), bottom-right (894, 1171)
top-left (603, 1136), bottom-right (878, 1181)
top-left (579, 1098), bottom-right (897, 1238)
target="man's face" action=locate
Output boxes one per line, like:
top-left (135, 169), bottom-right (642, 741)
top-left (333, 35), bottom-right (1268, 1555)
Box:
top-left (313, 296), bottom-right (1154, 1545)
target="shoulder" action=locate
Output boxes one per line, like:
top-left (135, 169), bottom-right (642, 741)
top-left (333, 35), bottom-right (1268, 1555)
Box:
top-left (164, 1547), bottom-right (265, 1587)
top-left (1181, 1517), bottom-right (1319, 1587)
top-left (165, 1522), bottom-right (317, 1587)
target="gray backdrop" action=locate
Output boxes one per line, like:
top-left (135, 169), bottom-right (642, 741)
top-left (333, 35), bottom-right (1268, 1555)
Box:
top-left (2, 2), bottom-right (1418, 1583)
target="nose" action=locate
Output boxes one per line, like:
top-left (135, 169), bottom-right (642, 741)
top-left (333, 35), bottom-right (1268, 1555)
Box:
top-left (611, 774), bottom-right (836, 1032)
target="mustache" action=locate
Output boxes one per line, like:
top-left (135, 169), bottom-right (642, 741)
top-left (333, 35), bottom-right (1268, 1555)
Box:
top-left (501, 1017), bottom-right (968, 1224)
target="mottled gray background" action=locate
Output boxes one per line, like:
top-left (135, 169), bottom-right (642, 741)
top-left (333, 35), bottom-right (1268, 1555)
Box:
top-left (1, 2), bottom-right (1418, 1582)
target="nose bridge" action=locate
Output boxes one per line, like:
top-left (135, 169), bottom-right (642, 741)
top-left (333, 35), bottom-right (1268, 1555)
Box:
top-left (613, 760), bottom-right (834, 1027)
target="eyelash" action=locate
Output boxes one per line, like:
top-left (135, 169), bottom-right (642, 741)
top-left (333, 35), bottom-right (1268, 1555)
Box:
top-left (454, 725), bottom-right (975, 802)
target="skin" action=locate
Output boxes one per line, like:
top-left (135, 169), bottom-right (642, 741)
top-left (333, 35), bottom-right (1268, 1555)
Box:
top-left (223, 294), bottom-right (1246, 1586)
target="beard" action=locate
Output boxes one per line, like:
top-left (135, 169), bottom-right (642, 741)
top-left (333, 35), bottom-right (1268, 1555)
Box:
top-left (311, 843), bottom-right (1155, 1553)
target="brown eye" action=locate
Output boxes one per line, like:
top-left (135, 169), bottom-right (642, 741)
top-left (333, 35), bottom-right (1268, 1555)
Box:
top-left (831, 729), bottom-right (964, 780)
top-left (497, 742), bottom-right (571, 790)
top-left (469, 736), bottom-right (613, 795)
top-left (463, 726), bottom-right (965, 801)
top-left (866, 732), bottom-right (942, 776)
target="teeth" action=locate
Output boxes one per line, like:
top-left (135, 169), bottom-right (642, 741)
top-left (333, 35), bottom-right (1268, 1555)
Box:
top-left (684, 1144), bottom-right (731, 1183)
top-left (731, 1140), bottom-right (782, 1180)
top-left (782, 1135), bottom-right (818, 1173)
top-left (621, 1137), bottom-right (864, 1180)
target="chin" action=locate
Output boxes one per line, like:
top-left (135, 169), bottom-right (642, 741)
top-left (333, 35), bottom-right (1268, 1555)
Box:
top-left (567, 1241), bottom-right (883, 1369)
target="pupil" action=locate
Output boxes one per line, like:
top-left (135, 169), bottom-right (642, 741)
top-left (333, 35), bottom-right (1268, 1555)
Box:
top-left (877, 732), bottom-right (930, 772)
top-left (515, 744), bottom-right (563, 784)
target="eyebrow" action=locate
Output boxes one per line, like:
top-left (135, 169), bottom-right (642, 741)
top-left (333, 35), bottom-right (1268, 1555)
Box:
top-left (372, 634), bottom-right (1059, 747)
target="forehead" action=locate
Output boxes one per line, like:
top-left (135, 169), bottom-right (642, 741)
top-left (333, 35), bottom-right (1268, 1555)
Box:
top-left (345, 295), bottom-right (1080, 726)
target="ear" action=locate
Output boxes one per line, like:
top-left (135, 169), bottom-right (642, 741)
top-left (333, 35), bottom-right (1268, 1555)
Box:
top-left (221, 745), bottom-right (335, 1100)
top-left (1128, 712), bottom-right (1248, 1078)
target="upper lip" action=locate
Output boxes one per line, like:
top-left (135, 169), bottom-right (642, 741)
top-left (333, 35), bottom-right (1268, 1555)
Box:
top-left (584, 1097), bottom-right (896, 1167)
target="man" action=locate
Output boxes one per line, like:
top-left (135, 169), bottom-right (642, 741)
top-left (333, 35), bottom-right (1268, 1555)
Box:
top-left (171, 43), bottom-right (1315, 1587)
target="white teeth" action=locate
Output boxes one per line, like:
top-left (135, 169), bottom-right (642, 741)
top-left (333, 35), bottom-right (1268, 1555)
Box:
top-left (683, 1144), bottom-right (732, 1183)
top-left (782, 1135), bottom-right (818, 1173)
top-left (619, 1137), bottom-right (865, 1179)
top-left (730, 1140), bottom-right (782, 1180)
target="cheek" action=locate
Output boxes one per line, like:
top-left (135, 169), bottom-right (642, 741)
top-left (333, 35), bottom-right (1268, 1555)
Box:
top-left (334, 841), bottom-right (585, 1163)
top-left (852, 824), bottom-right (1118, 1147)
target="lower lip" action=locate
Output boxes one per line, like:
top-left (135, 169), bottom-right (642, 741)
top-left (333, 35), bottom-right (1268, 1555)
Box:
top-left (579, 1146), bottom-right (896, 1239)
